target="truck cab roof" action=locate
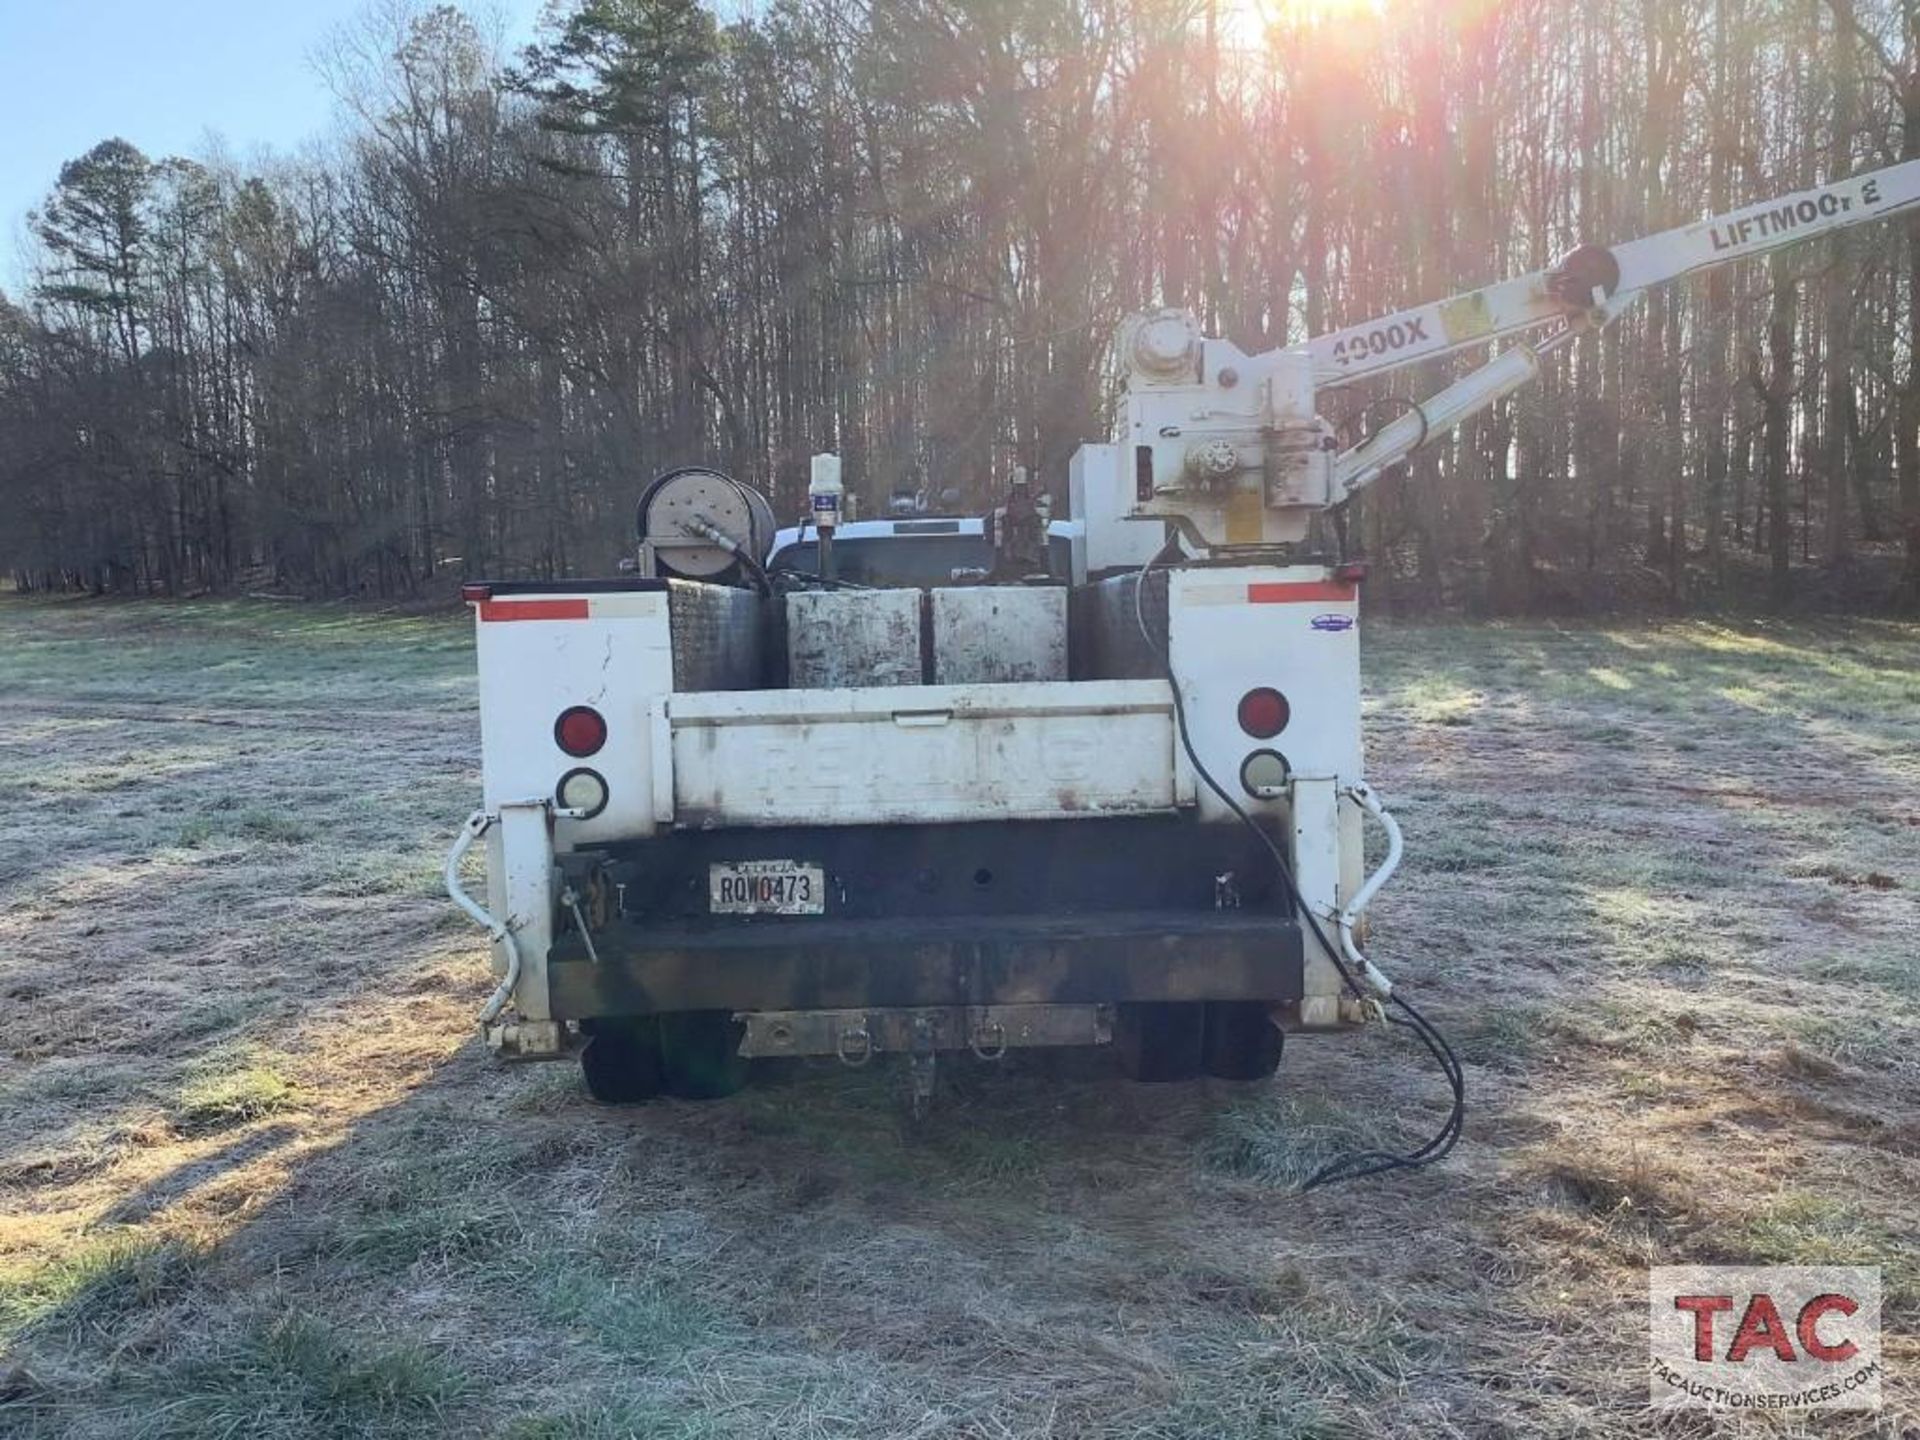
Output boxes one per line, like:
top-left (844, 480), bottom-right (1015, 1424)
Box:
top-left (767, 517), bottom-right (993, 587)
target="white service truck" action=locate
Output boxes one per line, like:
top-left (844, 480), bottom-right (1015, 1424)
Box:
top-left (448, 157), bottom-right (1920, 1118)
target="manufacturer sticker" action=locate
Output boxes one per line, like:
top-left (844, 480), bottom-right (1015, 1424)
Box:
top-left (1310, 613), bottom-right (1354, 632)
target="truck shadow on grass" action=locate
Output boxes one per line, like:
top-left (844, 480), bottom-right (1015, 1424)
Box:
top-left (0, 1015), bottom-right (1519, 1440)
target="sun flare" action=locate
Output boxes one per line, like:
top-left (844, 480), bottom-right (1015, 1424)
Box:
top-left (1221, 0), bottom-right (1389, 48)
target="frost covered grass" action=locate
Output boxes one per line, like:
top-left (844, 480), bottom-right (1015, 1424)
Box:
top-left (0, 597), bottom-right (1914, 1436)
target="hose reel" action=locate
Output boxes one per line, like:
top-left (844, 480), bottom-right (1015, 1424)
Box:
top-left (634, 466), bottom-right (777, 586)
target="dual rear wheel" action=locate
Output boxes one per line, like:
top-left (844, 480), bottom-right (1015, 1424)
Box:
top-left (579, 1011), bottom-right (749, 1104)
top-left (1115, 1001), bottom-right (1285, 1083)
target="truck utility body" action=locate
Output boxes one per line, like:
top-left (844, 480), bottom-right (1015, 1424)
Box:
top-left (457, 564), bottom-right (1360, 1103)
top-left (450, 155), bottom-right (1920, 1111)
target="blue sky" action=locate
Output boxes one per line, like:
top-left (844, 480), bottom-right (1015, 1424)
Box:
top-left (0, 0), bottom-right (546, 291)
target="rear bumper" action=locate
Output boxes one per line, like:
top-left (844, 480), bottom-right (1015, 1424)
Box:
top-left (547, 909), bottom-right (1304, 1019)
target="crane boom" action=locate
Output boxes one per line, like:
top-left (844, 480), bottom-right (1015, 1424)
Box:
top-left (1096, 156), bottom-right (1920, 556)
top-left (1303, 157), bottom-right (1920, 389)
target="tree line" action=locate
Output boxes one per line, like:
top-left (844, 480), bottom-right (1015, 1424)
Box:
top-left (2, 0), bottom-right (1917, 610)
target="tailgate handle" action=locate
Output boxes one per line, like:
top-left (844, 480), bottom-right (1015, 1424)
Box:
top-left (891, 708), bottom-right (953, 728)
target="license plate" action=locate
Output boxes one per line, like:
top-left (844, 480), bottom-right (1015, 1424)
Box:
top-left (709, 860), bottom-right (825, 916)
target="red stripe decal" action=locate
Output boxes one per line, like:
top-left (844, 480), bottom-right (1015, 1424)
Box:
top-left (477, 598), bottom-right (591, 622)
top-left (1246, 581), bottom-right (1356, 604)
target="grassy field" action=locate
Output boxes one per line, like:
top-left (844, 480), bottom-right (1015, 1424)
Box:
top-left (0, 597), bottom-right (1915, 1438)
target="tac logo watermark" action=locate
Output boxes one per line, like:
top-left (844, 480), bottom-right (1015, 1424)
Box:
top-left (1649, 1265), bottom-right (1882, 1412)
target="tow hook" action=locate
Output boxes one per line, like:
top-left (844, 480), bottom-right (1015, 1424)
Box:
top-left (969, 1018), bottom-right (1008, 1062)
top-left (835, 1023), bottom-right (873, 1068)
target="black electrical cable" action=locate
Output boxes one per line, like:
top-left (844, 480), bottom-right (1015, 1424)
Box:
top-left (1301, 996), bottom-right (1463, 1189)
top-left (716, 474), bottom-right (775, 598)
top-left (737, 547), bottom-right (774, 598)
top-left (1130, 541), bottom-right (1465, 1191)
top-left (1330, 505), bottom-right (1351, 565)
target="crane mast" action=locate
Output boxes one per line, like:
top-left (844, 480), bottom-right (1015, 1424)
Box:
top-left (1113, 157), bottom-right (1920, 554)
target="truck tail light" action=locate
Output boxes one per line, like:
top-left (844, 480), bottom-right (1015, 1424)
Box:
top-left (556, 767), bottom-right (609, 819)
top-left (555, 705), bottom-right (608, 757)
top-left (1237, 687), bottom-right (1290, 739)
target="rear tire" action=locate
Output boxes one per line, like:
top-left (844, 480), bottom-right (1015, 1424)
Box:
top-left (1115, 1002), bottom-right (1206, 1083)
top-left (1202, 1002), bottom-right (1285, 1081)
top-left (580, 1018), bottom-right (664, 1105)
top-left (659, 1011), bottom-right (751, 1100)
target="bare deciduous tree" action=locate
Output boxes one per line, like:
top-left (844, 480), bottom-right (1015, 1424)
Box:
top-left (1, 0), bottom-right (1915, 608)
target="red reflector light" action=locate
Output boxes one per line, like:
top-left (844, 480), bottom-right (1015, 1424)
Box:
top-left (460, 582), bottom-right (492, 604)
top-left (554, 706), bottom-right (608, 758)
top-left (1333, 562), bottom-right (1369, 585)
top-left (1237, 687), bottom-right (1291, 739)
